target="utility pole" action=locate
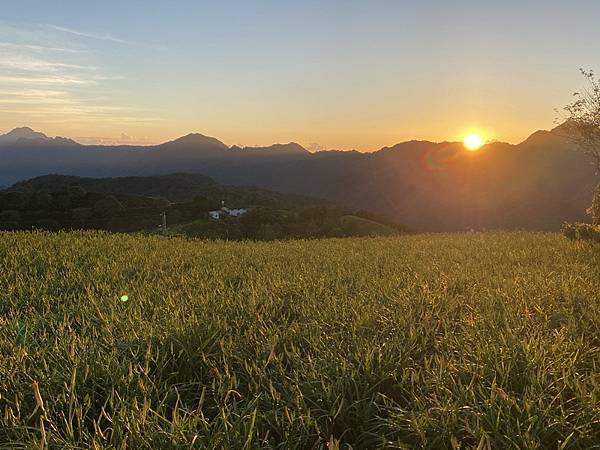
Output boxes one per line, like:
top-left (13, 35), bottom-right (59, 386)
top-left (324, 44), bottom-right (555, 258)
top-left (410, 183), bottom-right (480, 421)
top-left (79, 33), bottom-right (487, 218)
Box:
top-left (160, 211), bottom-right (167, 235)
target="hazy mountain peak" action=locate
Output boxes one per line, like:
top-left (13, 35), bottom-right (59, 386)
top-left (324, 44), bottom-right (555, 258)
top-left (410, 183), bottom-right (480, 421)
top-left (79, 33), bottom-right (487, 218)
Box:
top-left (8, 126), bottom-right (39, 135)
top-left (163, 133), bottom-right (228, 149)
top-left (519, 127), bottom-right (572, 148)
top-left (377, 140), bottom-right (441, 154)
top-left (277, 142), bottom-right (309, 153)
top-left (251, 142), bottom-right (309, 154)
top-left (227, 142), bottom-right (309, 157)
top-left (0, 127), bottom-right (81, 147)
top-left (0, 127), bottom-right (48, 144)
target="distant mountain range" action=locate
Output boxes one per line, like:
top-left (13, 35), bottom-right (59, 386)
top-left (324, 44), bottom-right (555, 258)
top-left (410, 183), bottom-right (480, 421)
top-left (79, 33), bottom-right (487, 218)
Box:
top-left (0, 126), bottom-right (597, 231)
top-left (0, 127), bottom-right (79, 148)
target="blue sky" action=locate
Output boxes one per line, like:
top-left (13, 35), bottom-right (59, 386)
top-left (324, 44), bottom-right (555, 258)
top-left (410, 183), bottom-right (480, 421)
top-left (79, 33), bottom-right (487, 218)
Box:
top-left (1, 1), bottom-right (599, 149)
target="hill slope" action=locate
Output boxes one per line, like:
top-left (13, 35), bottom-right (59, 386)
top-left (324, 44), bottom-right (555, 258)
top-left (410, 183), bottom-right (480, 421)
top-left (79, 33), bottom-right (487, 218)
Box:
top-left (3, 174), bottom-right (406, 238)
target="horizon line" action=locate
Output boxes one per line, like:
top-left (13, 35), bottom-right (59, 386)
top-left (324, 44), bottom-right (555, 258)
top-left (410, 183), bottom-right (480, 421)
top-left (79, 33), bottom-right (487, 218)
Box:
top-left (0, 125), bottom-right (562, 152)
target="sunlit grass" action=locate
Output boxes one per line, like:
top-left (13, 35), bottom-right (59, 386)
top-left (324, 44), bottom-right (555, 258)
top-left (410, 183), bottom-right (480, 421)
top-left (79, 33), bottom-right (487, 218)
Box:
top-left (0, 231), bottom-right (599, 448)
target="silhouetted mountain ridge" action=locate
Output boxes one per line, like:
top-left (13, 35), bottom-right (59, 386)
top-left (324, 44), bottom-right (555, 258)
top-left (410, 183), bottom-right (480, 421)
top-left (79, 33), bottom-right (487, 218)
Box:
top-left (0, 127), bottom-right (79, 147)
top-left (0, 126), bottom-right (596, 231)
top-left (0, 127), bottom-right (46, 144)
top-left (160, 133), bottom-right (229, 150)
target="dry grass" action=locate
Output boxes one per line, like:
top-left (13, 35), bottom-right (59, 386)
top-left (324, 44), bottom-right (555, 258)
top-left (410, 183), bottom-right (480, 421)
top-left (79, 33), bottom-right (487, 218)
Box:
top-left (0, 231), bottom-right (599, 448)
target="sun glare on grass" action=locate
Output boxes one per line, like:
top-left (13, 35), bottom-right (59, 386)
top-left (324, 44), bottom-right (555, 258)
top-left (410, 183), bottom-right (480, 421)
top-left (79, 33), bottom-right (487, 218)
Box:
top-left (464, 133), bottom-right (484, 151)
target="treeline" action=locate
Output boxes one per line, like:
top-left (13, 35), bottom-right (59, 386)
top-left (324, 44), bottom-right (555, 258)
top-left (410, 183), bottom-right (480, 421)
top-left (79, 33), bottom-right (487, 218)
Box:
top-left (0, 185), bottom-right (217, 232)
top-left (1, 181), bottom-right (408, 239)
top-left (12, 173), bottom-right (328, 209)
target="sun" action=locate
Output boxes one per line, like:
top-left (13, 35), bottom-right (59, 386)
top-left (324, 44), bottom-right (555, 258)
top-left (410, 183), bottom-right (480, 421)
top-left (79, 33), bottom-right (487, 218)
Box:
top-left (463, 133), bottom-right (484, 151)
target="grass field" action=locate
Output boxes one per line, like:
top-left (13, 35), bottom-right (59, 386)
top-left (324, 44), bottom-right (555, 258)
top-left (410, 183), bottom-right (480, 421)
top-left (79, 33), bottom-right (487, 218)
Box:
top-left (1, 231), bottom-right (599, 449)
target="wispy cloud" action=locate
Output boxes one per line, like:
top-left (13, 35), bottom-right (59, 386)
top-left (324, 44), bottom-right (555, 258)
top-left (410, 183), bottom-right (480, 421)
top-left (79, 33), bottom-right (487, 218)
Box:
top-left (0, 41), bottom-right (88, 54)
top-left (45, 24), bottom-right (133, 45)
top-left (0, 54), bottom-right (94, 72)
top-left (0, 21), bottom-right (164, 130)
top-left (2, 104), bottom-right (164, 121)
top-left (0, 97), bottom-right (78, 105)
top-left (0, 75), bottom-right (95, 86)
top-left (43, 24), bottom-right (165, 50)
top-left (0, 89), bottom-right (68, 97)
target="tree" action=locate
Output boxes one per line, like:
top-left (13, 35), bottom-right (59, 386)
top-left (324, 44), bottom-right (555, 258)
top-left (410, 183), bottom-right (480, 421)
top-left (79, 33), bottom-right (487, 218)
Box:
top-left (191, 195), bottom-right (211, 211)
top-left (240, 208), bottom-right (270, 237)
top-left (68, 185), bottom-right (87, 199)
top-left (560, 69), bottom-right (600, 173)
top-left (0, 210), bottom-right (21, 222)
top-left (0, 190), bottom-right (31, 210)
top-left (560, 69), bottom-right (600, 221)
top-left (55, 193), bottom-right (72, 210)
top-left (152, 197), bottom-right (171, 209)
top-left (72, 207), bottom-right (93, 221)
top-left (33, 190), bottom-right (54, 210)
top-left (93, 195), bottom-right (124, 216)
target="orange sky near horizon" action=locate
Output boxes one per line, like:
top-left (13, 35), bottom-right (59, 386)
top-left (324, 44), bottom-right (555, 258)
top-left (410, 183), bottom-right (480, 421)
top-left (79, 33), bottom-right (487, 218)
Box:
top-left (0, 117), bottom-right (552, 151)
top-left (0, 1), bottom-right (595, 151)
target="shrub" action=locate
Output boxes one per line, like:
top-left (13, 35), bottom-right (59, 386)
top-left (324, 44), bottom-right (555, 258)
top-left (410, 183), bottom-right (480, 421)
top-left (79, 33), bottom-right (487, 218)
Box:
top-left (588, 183), bottom-right (600, 225)
top-left (562, 222), bottom-right (600, 243)
top-left (35, 218), bottom-right (61, 231)
top-left (257, 223), bottom-right (282, 240)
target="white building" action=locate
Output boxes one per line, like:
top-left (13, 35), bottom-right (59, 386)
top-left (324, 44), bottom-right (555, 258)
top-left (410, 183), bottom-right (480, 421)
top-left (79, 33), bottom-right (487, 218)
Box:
top-left (208, 210), bottom-right (222, 220)
top-left (223, 207), bottom-right (248, 217)
top-left (209, 203), bottom-right (248, 220)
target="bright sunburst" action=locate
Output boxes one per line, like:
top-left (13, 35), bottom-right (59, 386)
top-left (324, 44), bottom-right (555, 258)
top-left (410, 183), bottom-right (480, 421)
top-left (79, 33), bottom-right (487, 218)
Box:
top-left (463, 133), bottom-right (484, 151)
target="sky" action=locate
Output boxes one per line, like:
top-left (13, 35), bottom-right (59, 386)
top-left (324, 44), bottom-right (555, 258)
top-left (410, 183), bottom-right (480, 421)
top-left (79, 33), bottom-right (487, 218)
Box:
top-left (0, 0), bottom-right (599, 151)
